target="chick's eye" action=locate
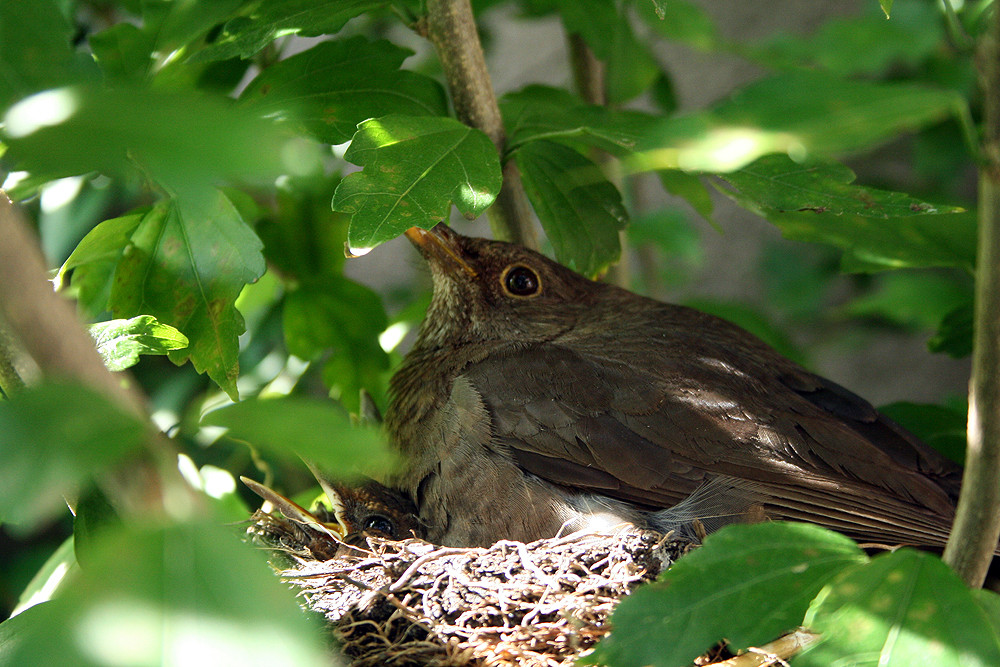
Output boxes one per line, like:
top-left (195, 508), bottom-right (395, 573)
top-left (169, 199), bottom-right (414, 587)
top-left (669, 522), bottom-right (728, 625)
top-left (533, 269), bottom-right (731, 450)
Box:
top-left (363, 514), bottom-right (396, 537)
top-left (503, 265), bottom-right (540, 297)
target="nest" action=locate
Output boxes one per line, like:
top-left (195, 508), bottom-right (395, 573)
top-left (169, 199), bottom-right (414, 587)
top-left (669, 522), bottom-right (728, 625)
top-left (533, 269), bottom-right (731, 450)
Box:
top-left (248, 509), bottom-right (695, 666)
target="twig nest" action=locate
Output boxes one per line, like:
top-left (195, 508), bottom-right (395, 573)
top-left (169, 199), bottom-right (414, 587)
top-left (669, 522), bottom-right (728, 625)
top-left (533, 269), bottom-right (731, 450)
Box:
top-left (249, 510), bottom-right (693, 666)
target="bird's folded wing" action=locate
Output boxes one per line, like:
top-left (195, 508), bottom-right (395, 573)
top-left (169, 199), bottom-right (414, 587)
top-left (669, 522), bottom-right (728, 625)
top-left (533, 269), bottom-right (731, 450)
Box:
top-left (462, 342), bottom-right (963, 547)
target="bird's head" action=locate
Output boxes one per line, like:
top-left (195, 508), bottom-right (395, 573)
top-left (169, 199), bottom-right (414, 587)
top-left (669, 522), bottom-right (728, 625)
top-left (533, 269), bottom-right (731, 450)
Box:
top-left (405, 224), bottom-right (599, 349)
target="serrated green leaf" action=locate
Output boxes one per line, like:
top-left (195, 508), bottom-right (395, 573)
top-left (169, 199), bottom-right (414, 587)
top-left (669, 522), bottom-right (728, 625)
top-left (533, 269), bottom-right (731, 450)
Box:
top-left (108, 191), bottom-right (265, 399)
top-left (2, 85), bottom-right (318, 193)
top-left (502, 84), bottom-right (658, 156)
top-left (634, 72), bottom-right (967, 172)
top-left (0, 0), bottom-right (98, 111)
top-left (240, 37), bottom-right (448, 145)
top-left (333, 115), bottom-right (502, 252)
top-left (764, 209), bottom-right (976, 274)
top-left (585, 522), bottom-right (866, 667)
top-left (89, 315), bottom-right (189, 372)
top-left (0, 522), bottom-right (330, 667)
top-left (515, 140), bottom-right (626, 276)
top-left (202, 396), bottom-right (396, 477)
top-left (799, 549), bottom-right (1000, 667)
top-left (283, 277), bottom-right (390, 413)
top-left (928, 302), bottom-right (974, 358)
top-left (717, 155), bottom-right (963, 219)
top-left (195, 0), bottom-right (387, 62)
top-left (56, 211), bottom-right (145, 288)
top-left (0, 381), bottom-right (148, 529)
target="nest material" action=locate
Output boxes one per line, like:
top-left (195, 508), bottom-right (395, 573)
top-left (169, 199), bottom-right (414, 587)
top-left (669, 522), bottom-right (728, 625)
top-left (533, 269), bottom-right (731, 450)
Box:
top-left (249, 510), bottom-right (694, 666)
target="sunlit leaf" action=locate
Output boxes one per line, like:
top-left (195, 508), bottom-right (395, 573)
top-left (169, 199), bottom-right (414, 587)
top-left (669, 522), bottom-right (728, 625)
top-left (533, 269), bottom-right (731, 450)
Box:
top-left (585, 522), bottom-right (866, 667)
top-left (799, 549), bottom-right (1000, 667)
top-left (0, 522), bottom-right (330, 667)
top-left (108, 191), bottom-right (265, 399)
top-left (240, 37), bottom-right (447, 145)
top-left (89, 316), bottom-right (189, 372)
top-left (0, 382), bottom-right (147, 529)
top-left (333, 115), bottom-right (502, 253)
top-left (515, 139), bottom-right (627, 276)
top-left (634, 72), bottom-right (967, 173)
top-left (202, 396), bottom-right (396, 477)
top-left (2, 85), bottom-right (318, 193)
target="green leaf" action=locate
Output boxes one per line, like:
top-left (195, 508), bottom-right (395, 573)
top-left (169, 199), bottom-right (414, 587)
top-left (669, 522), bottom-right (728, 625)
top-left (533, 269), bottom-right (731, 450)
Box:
top-left (56, 211), bottom-right (145, 316)
top-left (89, 315), bottom-right (190, 372)
top-left (283, 277), bottom-right (390, 413)
top-left (634, 72), bottom-right (968, 172)
top-left (928, 302), bottom-right (974, 358)
top-left (0, 521), bottom-right (330, 667)
top-left (555, 0), bottom-right (660, 103)
top-left (0, 0), bottom-right (98, 111)
top-left (240, 37), bottom-right (448, 145)
top-left (515, 140), bottom-right (627, 276)
top-left (108, 192), bottom-right (265, 399)
top-left (0, 381), bottom-right (147, 529)
top-left (88, 22), bottom-right (156, 84)
top-left (717, 155), bottom-right (964, 220)
top-left (9, 537), bottom-right (77, 617)
top-left (333, 115), bottom-right (502, 253)
top-left (202, 396), bottom-right (396, 477)
top-left (2, 85), bottom-right (319, 193)
top-left (585, 522), bottom-right (866, 667)
top-left (195, 0), bottom-right (388, 61)
top-left (713, 157), bottom-right (977, 272)
top-left (840, 270), bottom-right (972, 330)
top-left (799, 549), bottom-right (1000, 667)
top-left (879, 401), bottom-right (966, 465)
top-left (638, 0), bottom-right (721, 51)
top-left (765, 209), bottom-right (976, 273)
top-left (502, 84), bottom-right (658, 156)
top-left (881, 0), bottom-right (894, 18)
top-left (745, 1), bottom-right (942, 76)
top-left (657, 169), bottom-right (714, 223)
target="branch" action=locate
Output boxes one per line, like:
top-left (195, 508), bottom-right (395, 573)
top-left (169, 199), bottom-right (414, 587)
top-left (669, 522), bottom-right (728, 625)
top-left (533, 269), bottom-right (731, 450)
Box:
top-left (424, 0), bottom-right (538, 249)
top-left (0, 322), bottom-right (26, 397)
top-left (942, 9), bottom-right (1000, 588)
top-left (0, 193), bottom-right (146, 416)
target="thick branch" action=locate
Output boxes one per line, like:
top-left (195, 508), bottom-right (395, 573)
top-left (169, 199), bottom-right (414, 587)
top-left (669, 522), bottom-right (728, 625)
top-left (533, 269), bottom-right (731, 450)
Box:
top-left (0, 194), bottom-right (146, 416)
top-left (942, 10), bottom-right (1000, 588)
top-left (424, 0), bottom-right (538, 249)
top-left (0, 323), bottom-right (26, 397)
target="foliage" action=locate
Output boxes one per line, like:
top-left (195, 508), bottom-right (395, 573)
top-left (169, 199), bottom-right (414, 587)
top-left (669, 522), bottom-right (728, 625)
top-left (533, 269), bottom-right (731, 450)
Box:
top-left (0, 0), bottom-right (992, 664)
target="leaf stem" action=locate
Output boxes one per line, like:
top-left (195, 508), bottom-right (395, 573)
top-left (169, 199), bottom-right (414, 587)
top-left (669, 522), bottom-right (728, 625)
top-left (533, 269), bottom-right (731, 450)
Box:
top-left (942, 7), bottom-right (1000, 588)
top-left (423, 0), bottom-right (538, 249)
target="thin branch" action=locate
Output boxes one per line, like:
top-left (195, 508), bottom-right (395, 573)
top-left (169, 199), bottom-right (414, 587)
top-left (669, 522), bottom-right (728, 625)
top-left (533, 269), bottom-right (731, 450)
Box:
top-left (423, 0), bottom-right (538, 249)
top-left (566, 32), bottom-right (632, 287)
top-left (942, 8), bottom-right (1000, 588)
top-left (0, 322), bottom-right (26, 397)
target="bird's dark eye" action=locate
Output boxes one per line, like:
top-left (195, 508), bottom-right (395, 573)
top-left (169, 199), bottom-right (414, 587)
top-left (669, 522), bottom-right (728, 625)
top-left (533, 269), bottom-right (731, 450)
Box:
top-left (363, 514), bottom-right (397, 537)
top-left (502, 265), bottom-right (541, 297)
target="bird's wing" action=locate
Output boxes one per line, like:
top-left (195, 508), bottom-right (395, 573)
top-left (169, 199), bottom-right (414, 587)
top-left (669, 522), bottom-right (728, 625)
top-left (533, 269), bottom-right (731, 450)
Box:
top-left (461, 342), bottom-right (963, 548)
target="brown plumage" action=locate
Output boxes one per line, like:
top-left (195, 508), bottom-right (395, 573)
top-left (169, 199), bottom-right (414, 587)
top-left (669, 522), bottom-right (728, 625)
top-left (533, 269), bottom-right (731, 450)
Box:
top-left (386, 223), bottom-right (967, 550)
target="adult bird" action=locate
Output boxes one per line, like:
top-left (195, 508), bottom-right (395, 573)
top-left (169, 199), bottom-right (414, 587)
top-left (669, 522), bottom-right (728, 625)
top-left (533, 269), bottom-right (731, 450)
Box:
top-left (386, 223), bottom-right (967, 550)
